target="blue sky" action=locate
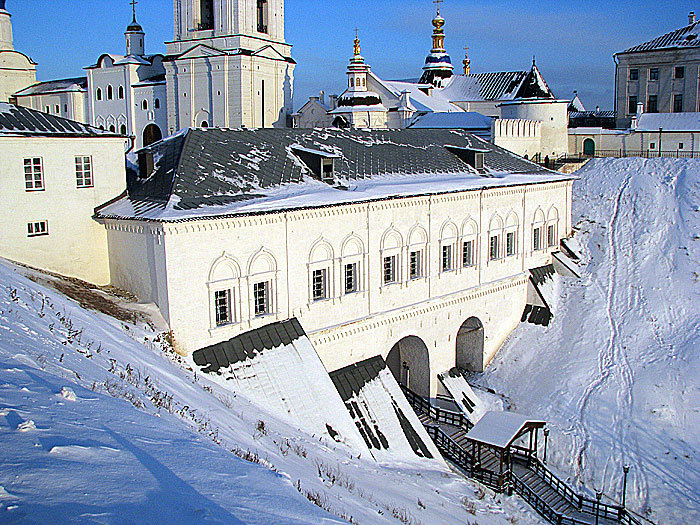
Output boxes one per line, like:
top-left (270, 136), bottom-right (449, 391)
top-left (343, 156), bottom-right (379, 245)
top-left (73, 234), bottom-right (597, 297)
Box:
top-left (7, 0), bottom-right (699, 110)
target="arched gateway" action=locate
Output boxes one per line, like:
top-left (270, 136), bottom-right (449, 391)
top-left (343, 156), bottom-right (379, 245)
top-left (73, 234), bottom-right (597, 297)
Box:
top-left (386, 336), bottom-right (431, 398)
top-left (456, 317), bottom-right (485, 372)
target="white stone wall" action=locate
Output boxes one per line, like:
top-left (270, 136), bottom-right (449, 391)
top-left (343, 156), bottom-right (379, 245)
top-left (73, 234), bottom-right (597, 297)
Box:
top-left (104, 179), bottom-right (573, 394)
top-left (500, 100), bottom-right (569, 158)
top-left (14, 90), bottom-right (87, 123)
top-left (492, 119), bottom-right (542, 159)
top-left (0, 136), bottom-right (127, 284)
top-left (568, 129), bottom-right (700, 156)
top-left (0, 50), bottom-right (36, 102)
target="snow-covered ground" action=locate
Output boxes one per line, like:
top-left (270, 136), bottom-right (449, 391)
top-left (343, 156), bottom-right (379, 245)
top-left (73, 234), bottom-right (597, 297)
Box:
top-left (478, 158), bottom-right (700, 525)
top-left (0, 260), bottom-right (539, 524)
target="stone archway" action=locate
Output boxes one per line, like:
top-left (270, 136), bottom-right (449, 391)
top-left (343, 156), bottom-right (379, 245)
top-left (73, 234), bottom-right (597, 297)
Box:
top-left (143, 124), bottom-right (162, 146)
top-left (583, 138), bottom-right (596, 157)
top-left (386, 336), bottom-right (431, 398)
top-left (456, 317), bottom-right (485, 372)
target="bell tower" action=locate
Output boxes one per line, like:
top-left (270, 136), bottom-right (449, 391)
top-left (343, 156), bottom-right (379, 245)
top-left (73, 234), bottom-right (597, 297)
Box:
top-left (0, 0), bottom-right (13, 51)
top-left (165, 0), bottom-right (294, 131)
top-left (0, 0), bottom-right (37, 102)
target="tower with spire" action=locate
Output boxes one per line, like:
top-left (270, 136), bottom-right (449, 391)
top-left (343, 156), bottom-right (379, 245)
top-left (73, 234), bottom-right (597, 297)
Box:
top-left (0, 0), bottom-right (37, 102)
top-left (125, 0), bottom-right (145, 56)
top-left (419, 0), bottom-right (454, 86)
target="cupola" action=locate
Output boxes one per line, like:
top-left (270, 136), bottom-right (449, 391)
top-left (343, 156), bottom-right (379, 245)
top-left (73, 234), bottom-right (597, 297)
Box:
top-left (419, 0), bottom-right (454, 87)
top-left (0, 0), bottom-right (13, 52)
top-left (125, 0), bottom-right (145, 56)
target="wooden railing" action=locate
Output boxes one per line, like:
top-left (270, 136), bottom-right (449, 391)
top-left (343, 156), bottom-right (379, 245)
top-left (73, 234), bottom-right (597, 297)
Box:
top-left (400, 384), bottom-right (473, 432)
top-left (582, 149), bottom-right (700, 159)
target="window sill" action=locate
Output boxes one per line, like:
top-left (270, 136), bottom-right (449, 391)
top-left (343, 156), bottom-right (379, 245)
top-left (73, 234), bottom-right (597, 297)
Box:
top-left (27, 233), bottom-right (49, 238)
top-left (77, 185), bottom-right (95, 189)
top-left (25, 188), bottom-right (45, 192)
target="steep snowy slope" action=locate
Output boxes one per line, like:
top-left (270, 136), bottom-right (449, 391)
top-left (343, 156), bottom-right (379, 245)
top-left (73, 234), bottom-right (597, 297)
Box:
top-left (0, 260), bottom-right (539, 524)
top-left (479, 158), bottom-right (700, 525)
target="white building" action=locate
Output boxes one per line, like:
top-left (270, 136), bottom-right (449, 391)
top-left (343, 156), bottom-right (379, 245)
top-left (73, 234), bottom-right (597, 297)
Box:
top-left (615, 12), bottom-right (700, 128)
top-left (96, 128), bottom-right (574, 397)
top-left (163, 0), bottom-right (295, 131)
top-left (0, 102), bottom-right (127, 285)
top-left (294, 9), bottom-right (569, 160)
top-left (0, 0), bottom-right (36, 102)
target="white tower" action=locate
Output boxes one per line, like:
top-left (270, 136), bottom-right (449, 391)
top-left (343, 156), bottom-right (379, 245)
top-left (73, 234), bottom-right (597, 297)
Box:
top-left (0, 0), bottom-right (37, 102)
top-left (125, 0), bottom-right (146, 57)
top-left (419, 2), bottom-right (454, 87)
top-left (164, 0), bottom-right (295, 131)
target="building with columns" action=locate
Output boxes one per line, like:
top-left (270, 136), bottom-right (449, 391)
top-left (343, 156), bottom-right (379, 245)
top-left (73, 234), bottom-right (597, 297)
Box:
top-left (294, 7), bottom-right (570, 161)
top-left (0, 0), bottom-right (36, 102)
top-left (163, 0), bottom-right (295, 131)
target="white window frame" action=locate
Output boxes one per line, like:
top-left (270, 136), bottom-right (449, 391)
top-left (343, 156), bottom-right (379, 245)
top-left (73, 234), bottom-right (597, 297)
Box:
top-left (409, 249), bottom-right (424, 280)
top-left (380, 228), bottom-right (403, 287)
top-left (246, 249), bottom-right (278, 321)
top-left (24, 158), bottom-right (44, 191)
top-left (311, 268), bottom-right (328, 302)
top-left (504, 212), bottom-right (519, 258)
top-left (344, 262), bottom-right (359, 294)
top-left (253, 280), bottom-right (271, 317)
top-left (383, 254), bottom-right (398, 285)
top-left (341, 235), bottom-right (365, 296)
top-left (75, 156), bottom-right (93, 188)
top-left (27, 220), bottom-right (49, 237)
top-left (214, 289), bottom-right (234, 327)
top-left (207, 256), bottom-right (242, 331)
top-left (439, 222), bottom-right (458, 273)
top-left (308, 240), bottom-right (334, 304)
top-left (488, 215), bottom-right (504, 262)
top-left (532, 209), bottom-right (547, 253)
top-left (546, 207), bottom-right (559, 249)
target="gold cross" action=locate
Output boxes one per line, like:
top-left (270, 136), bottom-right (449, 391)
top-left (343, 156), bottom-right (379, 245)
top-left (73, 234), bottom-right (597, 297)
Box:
top-left (130, 0), bottom-right (138, 18)
top-left (434, 0), bottom-right (443, 15)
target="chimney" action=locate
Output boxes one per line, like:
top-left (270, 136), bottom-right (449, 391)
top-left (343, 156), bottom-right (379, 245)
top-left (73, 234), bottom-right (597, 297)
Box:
top-left (637, 101), bottom-right (645, 116)
top-left (690, 11), bottom-right (696, 24)
top-left (329, 94), bottom-right (338, 110)
top-left (319, 90), bottom-right (325, 106)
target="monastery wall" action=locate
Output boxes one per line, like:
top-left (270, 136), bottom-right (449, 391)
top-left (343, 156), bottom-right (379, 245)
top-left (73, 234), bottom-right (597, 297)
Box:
top-left (105, 179), bottom-right (573, 396)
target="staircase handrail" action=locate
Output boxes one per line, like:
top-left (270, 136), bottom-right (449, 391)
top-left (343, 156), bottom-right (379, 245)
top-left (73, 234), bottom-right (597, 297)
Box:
top-left (400, 384), bottom-right (473, 432)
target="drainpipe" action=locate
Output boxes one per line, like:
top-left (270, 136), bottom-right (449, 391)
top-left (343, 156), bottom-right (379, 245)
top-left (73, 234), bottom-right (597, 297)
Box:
top-left (659, 127), bottom-right (663, 157)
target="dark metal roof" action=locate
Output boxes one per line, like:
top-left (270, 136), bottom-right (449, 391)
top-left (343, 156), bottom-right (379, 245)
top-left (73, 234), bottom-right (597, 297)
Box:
top-left (530, 264), bottom-right (555, 287)
top-left (0, 102), bottom-right (118, 137)
top-left (120, 127), bottom-right (553, 213)
top-left (620, 21), bottom-right (700, 54)
top-left (192, 318), bottom-right (306, 374)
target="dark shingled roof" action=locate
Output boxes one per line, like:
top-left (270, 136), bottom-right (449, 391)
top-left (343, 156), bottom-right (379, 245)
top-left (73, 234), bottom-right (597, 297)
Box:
top-left (620, 21), bottom-right (700, 54)
top-left (120, 127), bottom-right (554, 213)
top-left (0, 102), bottom-right (118, 137)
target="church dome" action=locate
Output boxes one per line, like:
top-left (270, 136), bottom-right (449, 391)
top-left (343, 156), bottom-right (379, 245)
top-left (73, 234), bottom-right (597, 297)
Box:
top-left (0, 1), bottom-right (6, 12)
top-left (127, 19), bottom-right (143, 32)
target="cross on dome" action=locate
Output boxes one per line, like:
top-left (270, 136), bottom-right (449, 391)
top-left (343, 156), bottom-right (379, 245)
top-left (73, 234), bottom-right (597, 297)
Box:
top-left (433, 0), bottom-right (442, 16)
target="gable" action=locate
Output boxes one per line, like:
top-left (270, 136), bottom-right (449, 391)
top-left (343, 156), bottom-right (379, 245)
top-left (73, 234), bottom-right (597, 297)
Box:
top-left (251, 45), bottom-right (289, 61)
top-left (175, 44), bottom-right (226, 60)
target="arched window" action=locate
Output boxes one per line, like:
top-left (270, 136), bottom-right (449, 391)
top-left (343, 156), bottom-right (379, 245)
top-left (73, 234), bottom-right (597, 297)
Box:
top-left (107, 85), bottom-right (113, 100)
top-left (118, 86), bottom-right (124, 99)
top-left (154, 98), bottom-right (160, 109)
top-left (96, 88), bottom-right (102, 101)
top-left (407, 225), bottom-right (428, 280)
top-left (547, 207), bottom-right (560, 248)
top-left (350, 78), bottom-right (354, 88)
top-left (488, 215), bottom-right (504, 261)
top-left (341, 234), bottom-right (365, 294)
top-left (109, 124), bottom-right (116, 132)
top-left (439, 221), bottom-right (458, 273)
top-left (247, 249), bottom-right (277, 318)
top-left (201, 121), bottom-right (209, 128)
top-left (461, 218), bottom-right (479, 268)
top-left (120, 124), bottom-right (127, 135)
top-left (505, 212), bottom-right (519, 257)
top-left (142, 99), bottom-right (148, 111)
top-left (380, 227), bottom-right (403, 285)
top-left (207, 254), bottom-right (242, 328)
top-left (532, 208), bottom-right (546, 252)
top-left (143, 124), bottom-right (162, 146)
top-left (308, 240), bottom-right (334, 303)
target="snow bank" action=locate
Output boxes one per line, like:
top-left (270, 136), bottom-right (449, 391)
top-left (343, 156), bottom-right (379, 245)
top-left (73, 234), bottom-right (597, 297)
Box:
top-left (480, 158), bottom-right (700, 524)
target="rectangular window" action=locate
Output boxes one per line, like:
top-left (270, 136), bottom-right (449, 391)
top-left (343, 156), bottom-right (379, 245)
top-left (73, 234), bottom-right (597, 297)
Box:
top-left (214, 289), bottom-right (232, 326)
top-left (547, 225), bottom-right (556, 247)
top-left (312, 268), bottom-right (328, 301)
top-left (442, 244), bottom-right (453, 272)
top-left (533, 227), bottom-right (542, 251)
top-left (650, 142), bottom-right (656, 150)
top-left (629, 68), bottom-right (639, 81)
top-left (253, 281), bottom-right (270, 316)
top-left (674, 94), bottom-right (684, 113)
top-left (75, 156), bottom-right (93, 188)
top-left (675, 66), bottom-right (685, 79)
top-left (679, 142), bottom-right (685, 150)
top-left (27, 220), bottom-right (49, 237)
top-left (383, 255), bottom-right (397, 284)
top-left (628, 96), bottom-right (638, 115)
top-left (650, 68), bottom-right (659, 81)
top-left (257, 0), bottom-right (269, 33)
top-left (489, 235), bottom-right (500, 260)
top-left (648, 95), bottom-right (658, 113)
top-left (24, 158), bottom-right (44, 191)
top-left (344, 263), bottom-right (358, 294)
top-left (409, 250), bottom-right (423, 279)
top-left (462, 240), bottom-right (474, 267)
top-left (506, 232), bottom-right (516, 257)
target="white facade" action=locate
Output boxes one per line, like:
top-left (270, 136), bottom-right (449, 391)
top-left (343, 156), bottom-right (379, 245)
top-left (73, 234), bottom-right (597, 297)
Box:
top-left (500, 100), bottom-right (570, 158)
top-left (103, 180), bottom-right (573, 396)
top-left (0, 3), bottom-right (36, 102)
top-left (14, 80), bottom-right (88, 123)
top-left (492, 119), bottom-right (542, 160)
top-left (0, 134), bottom-right (127, 285)
top-left (164, 0), bottom-right (295, 130)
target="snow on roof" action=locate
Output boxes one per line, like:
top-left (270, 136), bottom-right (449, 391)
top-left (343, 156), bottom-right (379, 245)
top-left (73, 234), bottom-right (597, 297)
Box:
top-left (466, 411), bottom-right (545, 449)
top-left (0, 102), bottom-right (118, 137)
top-left (382, 80), bottom-right (460, 113)
top-left (636, 112), bottom-right (700, 131)
top-left (192, 319), bottom-right (367, 453)
top-left (440, 65), bottom-right (555, 102)
top-left (408, 112), bottom-right (492, 130)
top-left (13, 77), bottom-right (87, 96)
top-left (96, 128), bottom-right (571, 222)
top-left (620, 20), bottom-right (700, 54)
top-left (438, 369), bottom-right (487, 425)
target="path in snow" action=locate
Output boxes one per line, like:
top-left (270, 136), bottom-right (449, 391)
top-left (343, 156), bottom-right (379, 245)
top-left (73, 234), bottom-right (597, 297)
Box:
top-left (477, 158), bottom-right (700, 524)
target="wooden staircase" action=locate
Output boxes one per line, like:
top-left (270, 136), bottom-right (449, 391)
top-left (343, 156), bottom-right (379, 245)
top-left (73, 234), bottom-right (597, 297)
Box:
top-left (401, 385), bottom-right (642, 525)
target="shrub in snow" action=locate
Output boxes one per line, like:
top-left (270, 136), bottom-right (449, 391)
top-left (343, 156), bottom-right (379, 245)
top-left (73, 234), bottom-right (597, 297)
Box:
top-left (59, 387), bottom-right (77, 401)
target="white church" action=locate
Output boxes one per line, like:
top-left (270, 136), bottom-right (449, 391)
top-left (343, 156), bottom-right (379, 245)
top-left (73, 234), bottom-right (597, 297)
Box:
top-left (3, 0), bottom-right (295, 148)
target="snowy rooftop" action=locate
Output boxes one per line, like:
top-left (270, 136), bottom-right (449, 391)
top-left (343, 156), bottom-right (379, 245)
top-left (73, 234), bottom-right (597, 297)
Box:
top-left (408, 112), bottom-right (492, 132)
top-left (636, 112), bottom-right (700, 131)
top-left (620, 20), bottom-right (700, 54)
top-left (96, 128), bottom-right (573, 223)
top-left (466, 411), bottom-right (545, 450)
top-left (0, 102), bottom-right (119, 137)
top-left (439, 64), bottom-right (555, 102)
top-left (14, 77), bottom-right (87, 96)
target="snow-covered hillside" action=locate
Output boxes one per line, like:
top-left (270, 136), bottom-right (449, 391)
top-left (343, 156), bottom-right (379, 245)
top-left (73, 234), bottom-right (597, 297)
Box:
top-left (0, 260), bottom-right (538, 524)
top-left (479, 158), bottom-right (700, 525)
